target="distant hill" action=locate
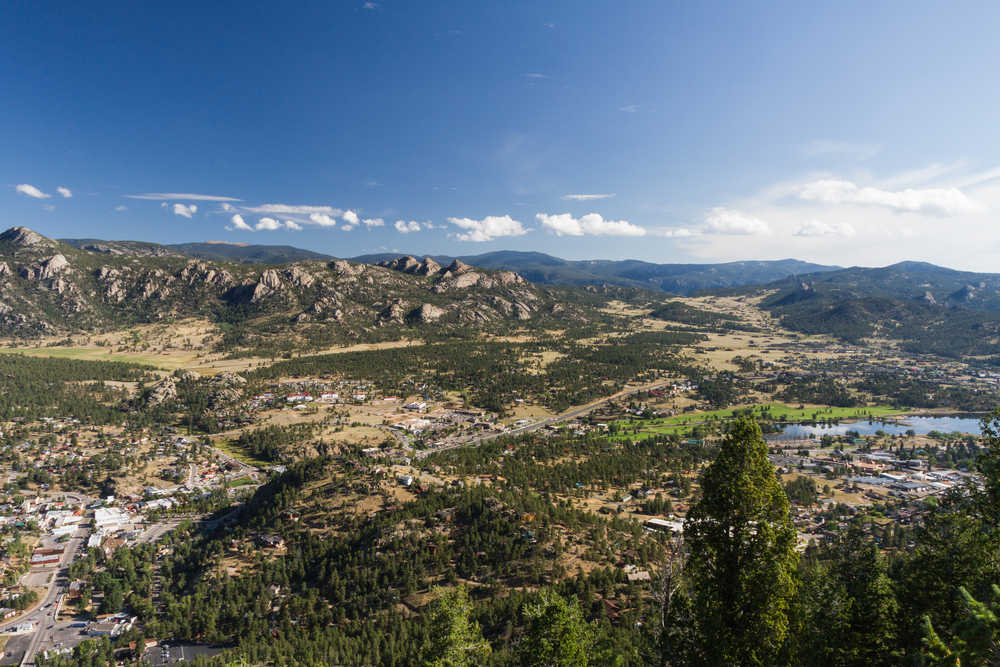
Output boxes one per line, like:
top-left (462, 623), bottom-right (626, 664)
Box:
top-left (168, 241), bottom-right (334, 264)
top-left (61, 238), bottom-right (334, 264)
top-left (350, 250), bottom-right (841, 295)
top-left (706, 262), bottom-right (1000, 357)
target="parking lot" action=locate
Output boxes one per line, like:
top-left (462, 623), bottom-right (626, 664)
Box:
top-left (147, 642), bottom-right (225, 667)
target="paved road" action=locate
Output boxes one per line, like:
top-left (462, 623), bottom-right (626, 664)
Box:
top-left (1, 526), bottom-right (90, 666)
top-left (411, 379), bottom-right (674, 459)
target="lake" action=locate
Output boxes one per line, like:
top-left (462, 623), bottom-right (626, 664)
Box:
top-left (777, 415), bottom-right (984, 438)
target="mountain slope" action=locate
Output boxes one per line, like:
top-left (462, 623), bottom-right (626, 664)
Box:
top-left (0, 228), bottom-right (580, 341)
top-left (708, 262), bottom-right (1000, 356)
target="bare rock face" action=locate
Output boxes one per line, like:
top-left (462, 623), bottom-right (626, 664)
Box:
top-left (415, 258), bottom-right (442, 276)
top-left (259, 269), bottom-right (282, 290)
top-left (378, 298), bottom-right (408, 324)
top-left (95, 266), bottom-right (121, 281)
top-left (211, 371), bottom-right (247, 387)
top-left (21, 254), bottom-right (70, 280)
top-left (411, 303), bottom-right (446, 323)
top-left (921, 291), bottom-right (937, 305)
top-left (283, 266), bottom-right (314, 287)
top-left (378, 256), bottom-right (422, 273)
top-left (329, 260), bottom-right (364, 277)
top-left (0, 227), bottom-right (49, 247)
top-left (0, 262), bottom-right (10, 277)
top-left (147, 378), bottom-right (178, 406)
top-left (180, 371), bottom-right (201, 381)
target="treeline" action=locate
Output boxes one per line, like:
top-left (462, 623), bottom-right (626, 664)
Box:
top-left (0, 353), bottom-right (157, 426)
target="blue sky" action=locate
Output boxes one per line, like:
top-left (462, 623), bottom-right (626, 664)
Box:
top-left (4, 1), bottom-right (1000, 270)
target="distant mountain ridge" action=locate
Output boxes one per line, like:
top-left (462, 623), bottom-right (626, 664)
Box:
top-left (349, 251), bottom-right (841, 295)
top-left (60, 237), bottom-right (841, 295)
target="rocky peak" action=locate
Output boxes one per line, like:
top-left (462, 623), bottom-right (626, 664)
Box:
top-left (377, 256), bottom-right (422, 273)
top-left (0, 261), bottom-right (10, 277)
top-left (415, 258), bottom-right (442, 276)
top-left (0, 227), bottom-right (50, 248)
top-left (443, 259), bottom-right (474, 276)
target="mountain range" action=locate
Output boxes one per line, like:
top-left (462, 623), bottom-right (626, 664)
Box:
top-left (58, 236), bottom-right (841, 295)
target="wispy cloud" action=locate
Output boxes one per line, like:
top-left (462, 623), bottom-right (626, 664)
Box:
top-left (801, 140), bottom-right (881, 161)
top-left (543, 22), bottom-right (555, 28)
top-left (114, 205), bottom-right (128, 211)
top-left (127, 193), bottom-right (242, 201)
top-left (799, 179), bottom-right (981, 216)
top-left (394, 220), bottom-right (422, 234)
top-left (795, 220), bottom-right (856, 237)
top-left (57, 187), bottom-right (72, 198)
top-left (42, 204), bottom-right (55, 211)
top-left (243, 204), bottom-right (340, 215)
top-left (536, 213), bottom-right (645, 237)
top-left (447, 215), bottom-right (529, 242)
top-left (560, 193), bottom-right (615, 201)
top-left (619, 105), bottom-right (641, 113)
top-left (363, 218), bottom-right (385, 227)
top-left (526, 73), bottom-right (549, 79)
top-left (15, 184), bottom-right (50, 199)
top-left (285, 220), bottom-right (302, 231)
top-left (363, 1), bottom-right (378, 8)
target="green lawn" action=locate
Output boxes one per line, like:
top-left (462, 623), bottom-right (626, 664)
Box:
top-left (603, 402), bottom-right (902, 438)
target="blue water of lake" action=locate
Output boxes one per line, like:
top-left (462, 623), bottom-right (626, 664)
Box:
top-left (778, 415), bottom-right (983, 438)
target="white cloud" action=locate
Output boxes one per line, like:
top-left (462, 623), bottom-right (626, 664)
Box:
top-left (795, 220), bottom-right (856, 237)
top-left (57, 187), bottom-right (72, 198)
top-left (526, 73), bottom-right (548, 78)
top-left (227, 214), bottom-right (253, 231)
top-left (363, 2), bottom-right (377, 8)
top-left (126, 193), bottom-right (241, 201)
top-left (42, 204), bottom-right (55, 211)
top-left (447, 215), bottom-right (529, 242)
top-left (115, 205), bottom-right (128, 211)
top-left (798, 179), bottom-right (980, 216)
top-left (363, 218), bottom-right (385, 227)
top-left (703, 208), bottom-right (773, 235)
top-left (255, 217), bottom-right (282, 231)
top-left (395, 220), bottom-right (422, 234)
top-left (172, 204), bottom-right (198, 218)
top-left (342, 210), bottom-right (360, 225)
top-left (15, 184), bottom-right (50, 199)
top-left (535, 213), bottom-right (645, 237)
top-left (220, 203), bottom-right (235, 212)
top-left (560, 193), bottom-right (615, 201)
top-left (309, 212), bottom-right (339, 227)
top-left (285, 220), bottom-right (302, 231)
top-left (619, 106), bottom-right (640, 113)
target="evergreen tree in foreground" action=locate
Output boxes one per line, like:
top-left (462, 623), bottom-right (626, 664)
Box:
top-left (685, 414), bottom-right (798, 667)
top-left (421, 585), bottom-right (490, 667)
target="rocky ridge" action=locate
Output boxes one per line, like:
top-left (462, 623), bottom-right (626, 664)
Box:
top-left (0, 227), bottom-right (582, 338)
